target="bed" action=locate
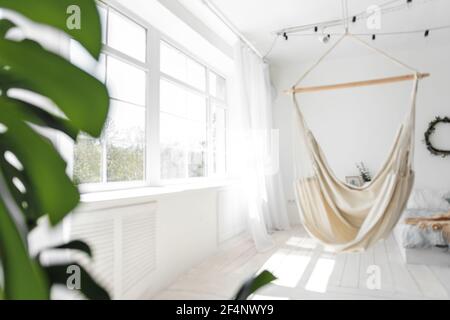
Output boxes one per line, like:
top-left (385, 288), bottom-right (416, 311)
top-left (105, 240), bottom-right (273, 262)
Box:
top-left (393, 189), bottom-right (450, 267)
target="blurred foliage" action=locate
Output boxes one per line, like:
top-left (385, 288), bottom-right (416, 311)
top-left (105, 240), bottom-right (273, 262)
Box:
top-left (107, 145), bottom-right (144, 182)
top-left (73, 135), bottom-right (102, 185)
top-left (0, 0), bottom-right (110, 299)
top-left (234, 270), bottom-right (277, 300)
top-left (73, 125), bottom-right (145, 184)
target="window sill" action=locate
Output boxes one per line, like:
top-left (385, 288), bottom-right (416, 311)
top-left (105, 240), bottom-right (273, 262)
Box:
top-left (77, 179), bottom-right (236, 212)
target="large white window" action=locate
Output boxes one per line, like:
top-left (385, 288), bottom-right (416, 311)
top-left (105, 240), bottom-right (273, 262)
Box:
top-left (71, 5), bottom-right (147, 188)
top-left (69, 3), bottom-right (228, 192)
top-left (160, 42), bottom-right (227, 180)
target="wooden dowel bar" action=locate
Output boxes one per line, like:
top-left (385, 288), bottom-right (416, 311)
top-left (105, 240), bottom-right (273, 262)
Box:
top-left (285, 73), bottom-right (430, 94)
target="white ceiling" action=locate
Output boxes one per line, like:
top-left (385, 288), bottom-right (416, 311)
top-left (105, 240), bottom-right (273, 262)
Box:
top-left (178, 0), bottom-right (450, 64)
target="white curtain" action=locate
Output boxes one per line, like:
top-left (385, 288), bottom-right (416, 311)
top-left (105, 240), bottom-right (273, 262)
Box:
top-left (227, 42), bottom-right (290, 252)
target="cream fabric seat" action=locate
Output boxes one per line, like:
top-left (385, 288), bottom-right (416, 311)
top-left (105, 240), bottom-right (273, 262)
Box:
top-left (291, 34), bottom-right (423, 252)
top-left (294, 77), bottom-right (418, 252)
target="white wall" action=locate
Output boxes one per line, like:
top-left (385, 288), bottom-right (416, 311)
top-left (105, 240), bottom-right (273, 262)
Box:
top-left (271, 44), bottom-right (450, 225)
top-left (144, 189), bottom-right (218, 298)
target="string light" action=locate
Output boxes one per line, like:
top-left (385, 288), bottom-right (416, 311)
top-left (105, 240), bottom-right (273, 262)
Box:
top-left (267, 0), bottom-right (446, 58)
top-left (276, 0), bottom-right (440, 37)
top-left (283, 25), bottom-right (450, 39)
top-left (319, 34), bottom-right (331, 44)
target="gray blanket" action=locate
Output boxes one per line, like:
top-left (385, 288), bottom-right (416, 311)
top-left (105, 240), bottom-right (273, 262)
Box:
top-left (394, 209), bottom-right (450, 249)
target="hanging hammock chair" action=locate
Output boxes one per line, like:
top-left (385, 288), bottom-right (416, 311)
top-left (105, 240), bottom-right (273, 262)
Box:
top-left (289, 33), bottom-right (428, 252)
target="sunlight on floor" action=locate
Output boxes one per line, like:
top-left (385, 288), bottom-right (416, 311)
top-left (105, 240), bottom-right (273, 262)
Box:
top-left (258, 247), bottom-right (312, 288)
top-left (305, 257), bottom-right (336, 293)
top-left (285, 236), bottom-right (304, 247)
top-left (258, 249), bottom-right (290, 273)
top-left (273, 253), bottom-right (311, 288)
top-left (285, 236), bottom-right (317, 250)
top-left (154, 228), bottom-right (450, 300)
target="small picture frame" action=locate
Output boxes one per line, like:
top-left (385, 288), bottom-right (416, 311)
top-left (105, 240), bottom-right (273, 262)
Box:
top-left (345, 176), bottom-right (363, 187)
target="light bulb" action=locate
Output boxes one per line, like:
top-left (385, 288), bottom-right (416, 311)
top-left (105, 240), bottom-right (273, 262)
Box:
top-left (406, 0), bottom-right (413, 9)
top-left (319, 34), bottom-right (331, 44)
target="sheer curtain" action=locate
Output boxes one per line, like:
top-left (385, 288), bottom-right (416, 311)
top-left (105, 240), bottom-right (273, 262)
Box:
top-left (227, 42), bottom-right (290, 252)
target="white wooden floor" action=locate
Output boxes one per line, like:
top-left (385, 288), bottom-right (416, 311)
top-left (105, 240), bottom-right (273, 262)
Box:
top-left (153, 227), bottom-right (450, 300)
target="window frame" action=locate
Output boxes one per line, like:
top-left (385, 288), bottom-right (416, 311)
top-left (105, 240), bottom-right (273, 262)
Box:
top-left (74, 2), bottom-right (150, 193)
top-left (159, 39), bottom-right (228, 184)
top-left (59, 0), bottom-right (229, 194)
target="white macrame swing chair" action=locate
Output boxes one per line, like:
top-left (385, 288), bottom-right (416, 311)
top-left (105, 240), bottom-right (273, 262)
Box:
top-left (288, 32), bottom-right (429, 252)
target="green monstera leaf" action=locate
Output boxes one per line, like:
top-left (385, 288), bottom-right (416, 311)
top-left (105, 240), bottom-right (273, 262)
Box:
top-left (0, 0), bottom-right (109, 299)
top-left (0, 0), bottom-right (102, 58)
top-left (234, 270), bottom-right (277, 300)
top-left (38, 240), bottom-right (111, 300)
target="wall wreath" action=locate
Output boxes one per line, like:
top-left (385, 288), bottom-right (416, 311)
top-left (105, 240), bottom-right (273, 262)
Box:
top-left (424, 116), bottom-right (450, 158)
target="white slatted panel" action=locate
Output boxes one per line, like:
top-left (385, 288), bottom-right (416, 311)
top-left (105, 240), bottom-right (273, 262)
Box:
top-left (121, 209), bottom-right (156, 296)
top-left (69, 201), bottom-right (157, 299)
top-left (70, 215), bottom-right (115, 295)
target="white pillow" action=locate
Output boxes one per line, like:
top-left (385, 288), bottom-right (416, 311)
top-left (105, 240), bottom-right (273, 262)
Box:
top-left (407, 189), bottom-right (450, 211)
